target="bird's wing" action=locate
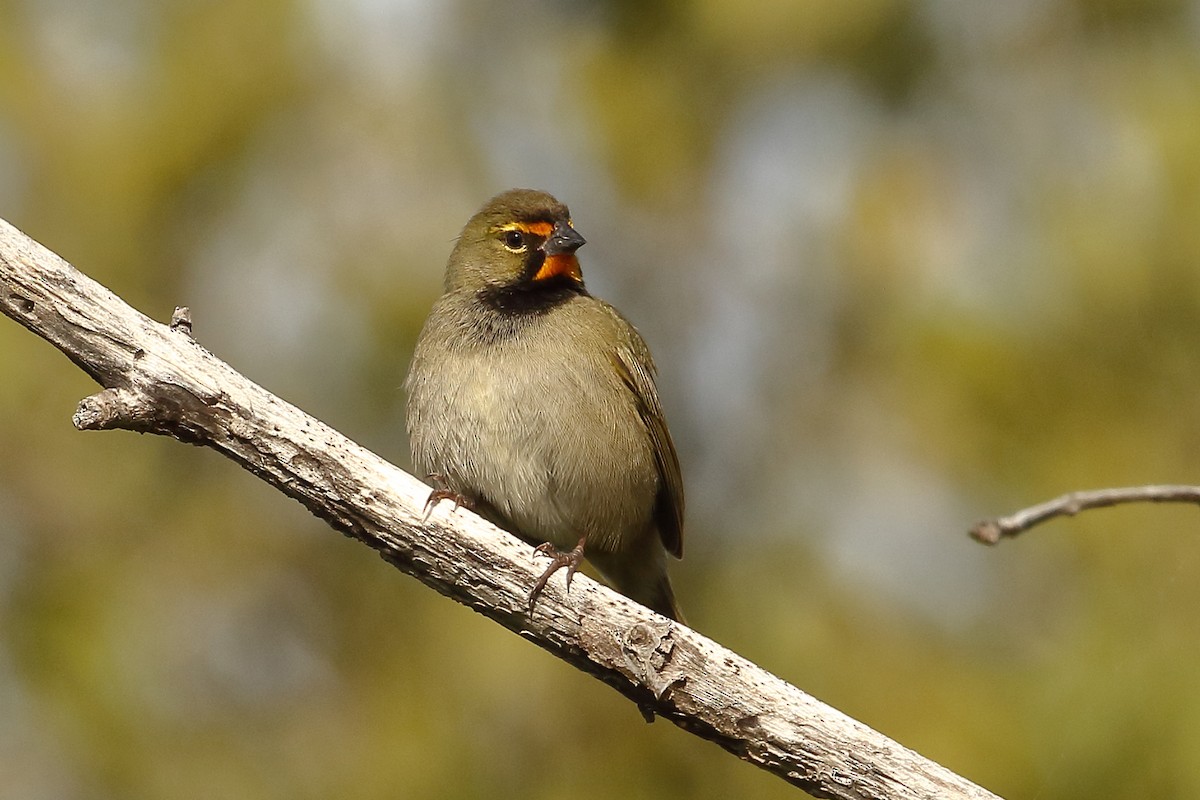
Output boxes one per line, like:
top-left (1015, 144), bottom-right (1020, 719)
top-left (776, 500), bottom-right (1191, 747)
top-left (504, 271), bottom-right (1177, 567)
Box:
top-left (606, 311), bottom-right (684, 559)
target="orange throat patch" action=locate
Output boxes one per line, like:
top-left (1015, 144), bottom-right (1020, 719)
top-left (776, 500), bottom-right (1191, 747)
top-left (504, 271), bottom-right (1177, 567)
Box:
top-left (534, 253), bottom-right (582, 282)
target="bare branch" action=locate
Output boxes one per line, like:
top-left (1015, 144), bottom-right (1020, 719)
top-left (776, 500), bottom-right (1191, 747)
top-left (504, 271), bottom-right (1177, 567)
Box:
top-left (0, 216), bottom-right (1002, 800)
top-left (970, 485), bottom-right (1200, 544)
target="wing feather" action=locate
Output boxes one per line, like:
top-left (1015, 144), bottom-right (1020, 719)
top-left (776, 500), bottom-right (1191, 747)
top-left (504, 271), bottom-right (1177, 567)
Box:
top-left (604, 308), bottom-right (684, 558)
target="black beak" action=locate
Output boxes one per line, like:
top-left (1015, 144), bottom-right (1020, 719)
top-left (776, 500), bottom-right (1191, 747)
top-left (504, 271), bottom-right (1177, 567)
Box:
top-left (542, 221), bottom-right (586, 256)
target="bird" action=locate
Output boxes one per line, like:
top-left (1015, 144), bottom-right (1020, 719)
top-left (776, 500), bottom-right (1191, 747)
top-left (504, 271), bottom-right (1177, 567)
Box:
top-left (405, 188), bottom-right (684, 621)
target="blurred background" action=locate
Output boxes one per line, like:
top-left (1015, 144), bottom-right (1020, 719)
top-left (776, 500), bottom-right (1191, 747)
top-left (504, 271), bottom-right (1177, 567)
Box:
top-left (2, 0), bottom-right (1200, 797)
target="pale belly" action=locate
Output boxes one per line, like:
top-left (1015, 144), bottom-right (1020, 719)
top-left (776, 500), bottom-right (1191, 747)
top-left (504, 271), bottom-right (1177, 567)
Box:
top-left (410, 344), bottom-right (659, 554)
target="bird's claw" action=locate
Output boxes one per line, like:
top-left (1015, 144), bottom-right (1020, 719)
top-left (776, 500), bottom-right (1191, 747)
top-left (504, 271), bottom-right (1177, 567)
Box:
top-left (422, 473), bottom-right (471, 521)
top-left (527, 536), bottom-right (587, 613)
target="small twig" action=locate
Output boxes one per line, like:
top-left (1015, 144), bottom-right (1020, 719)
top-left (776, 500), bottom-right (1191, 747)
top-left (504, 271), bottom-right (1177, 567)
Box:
top-left (170, 306), bottom-right (193, 337)
top-left (970, 485), bottom-right (1200, 544)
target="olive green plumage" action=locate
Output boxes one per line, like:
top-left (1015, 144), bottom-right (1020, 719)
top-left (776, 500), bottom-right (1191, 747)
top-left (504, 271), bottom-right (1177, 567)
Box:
top-left (405, 189), bottom-right (684, 620)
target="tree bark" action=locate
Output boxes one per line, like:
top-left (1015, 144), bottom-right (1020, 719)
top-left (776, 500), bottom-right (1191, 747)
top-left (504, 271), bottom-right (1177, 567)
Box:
top-left (0, 217), bottom-right (1002, 800)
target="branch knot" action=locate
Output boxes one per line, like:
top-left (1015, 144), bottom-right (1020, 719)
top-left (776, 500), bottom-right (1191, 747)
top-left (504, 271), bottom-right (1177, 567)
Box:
top-left (73, 387), bottom-right (155, 431)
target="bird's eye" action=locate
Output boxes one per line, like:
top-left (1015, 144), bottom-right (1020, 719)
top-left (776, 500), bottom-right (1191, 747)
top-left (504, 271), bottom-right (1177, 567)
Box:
top-left (501, 230), bottom-right (526, 251)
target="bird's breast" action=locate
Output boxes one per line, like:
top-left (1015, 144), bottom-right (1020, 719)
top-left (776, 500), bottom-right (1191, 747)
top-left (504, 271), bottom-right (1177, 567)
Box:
top-left (409, 320), bottom-right (658, 553)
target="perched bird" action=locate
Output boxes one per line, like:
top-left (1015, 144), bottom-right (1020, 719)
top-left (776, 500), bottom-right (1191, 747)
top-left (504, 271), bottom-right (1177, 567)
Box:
top-left (405, 189), bottom-right (684, 620)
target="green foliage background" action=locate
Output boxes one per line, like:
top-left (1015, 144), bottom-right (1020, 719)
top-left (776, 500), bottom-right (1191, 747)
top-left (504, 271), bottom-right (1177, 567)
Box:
top-left (2, 1), bottom-right (1200, 797)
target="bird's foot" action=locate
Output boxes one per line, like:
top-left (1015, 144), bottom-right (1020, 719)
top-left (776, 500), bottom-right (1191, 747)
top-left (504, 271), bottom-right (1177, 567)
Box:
top-left (528, 536), bottom-right (587, 613)
top-left (422, 473), bottom-right (472, 520)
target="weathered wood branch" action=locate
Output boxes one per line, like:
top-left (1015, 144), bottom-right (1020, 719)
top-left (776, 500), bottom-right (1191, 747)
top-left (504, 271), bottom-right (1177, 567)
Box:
top-left (0, 217), bottom-right (1001, 800)
top-left (970, 485), bottom-right (1200, 544)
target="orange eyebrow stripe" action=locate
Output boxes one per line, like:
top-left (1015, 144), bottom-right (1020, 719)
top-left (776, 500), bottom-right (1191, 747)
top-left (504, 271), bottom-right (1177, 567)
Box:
top-left (516, 221), bottom-right (554, 237)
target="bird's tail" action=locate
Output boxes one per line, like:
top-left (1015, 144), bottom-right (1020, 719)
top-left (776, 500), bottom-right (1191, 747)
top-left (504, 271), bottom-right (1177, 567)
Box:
top-left (593, 546), bottom-right (685, 623)
top-left (641, 573), bottom-right (684, 624)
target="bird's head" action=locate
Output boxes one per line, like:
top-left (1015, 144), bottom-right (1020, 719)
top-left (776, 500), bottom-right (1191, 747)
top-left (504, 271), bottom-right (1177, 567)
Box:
top-left (445, 189), bottom-right (587, 295)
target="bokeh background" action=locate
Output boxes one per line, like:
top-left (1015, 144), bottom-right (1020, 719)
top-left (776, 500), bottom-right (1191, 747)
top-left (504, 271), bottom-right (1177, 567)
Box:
top-left (2, 1), bottom-right (1200, 797)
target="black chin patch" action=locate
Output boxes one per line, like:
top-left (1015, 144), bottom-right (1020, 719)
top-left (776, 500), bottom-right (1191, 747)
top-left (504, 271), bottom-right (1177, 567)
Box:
top-left (477, 275), bottom-right (588, 316)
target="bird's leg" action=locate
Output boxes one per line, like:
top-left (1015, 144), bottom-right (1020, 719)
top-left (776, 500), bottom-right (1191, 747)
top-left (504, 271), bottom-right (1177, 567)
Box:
top-left (528, 536), bottom-right (587, 613)
top-left (422, 473), bottom-right (473, 520)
